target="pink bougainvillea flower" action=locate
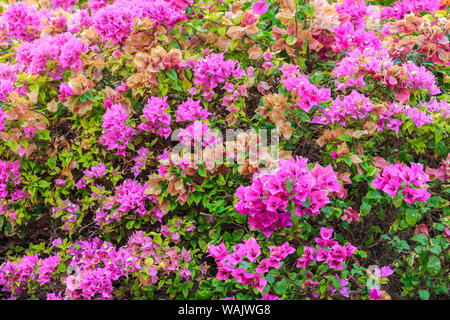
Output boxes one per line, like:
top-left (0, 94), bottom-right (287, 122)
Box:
top-left (261, 293), bottom-right (281, 300)
top-left (244, 237), bottom-right (261, 262)
top-left (54, 179), bottom-right (66, 186)
top-left (252, 1), bottom-right (268, 15)
top-left (369, 287), bottom-right (382, 300)
top-left (375, 265), bottom-right (394, 278)
top-left (320, 227), bottom-right (333, 240)
top-left (23, 128), bottom-right (36, 138)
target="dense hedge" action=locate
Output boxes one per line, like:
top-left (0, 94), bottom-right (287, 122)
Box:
top-left (0, 0), bottom-right (448, 300)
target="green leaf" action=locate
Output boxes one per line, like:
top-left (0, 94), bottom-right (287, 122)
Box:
top-left (300, 196), bottom-right (311, 209)
top-left (47, 157), bottom-right (57, 169)
top-left (266, 273), bottom-right (275, 286)
top-left (418, 290), bottom-right (430, 300)
top-left (157, 35), bottom-right (169, 43)
top-left (38, 180), bottom-right (51, 189)
top-left (286, 36), bottom-right (297, 46)
top-left (303, 4), bottom-right (315, 17)
top-left (366, 190), bottom-right (383, 200)
top-left (166, 69), bottom-right (178, 81)
top-left (429, 244), bottom-right (442, 255)
top-left (355, 250), bottom-right (367, 258)
top-left (217, 174), bottom-right (226, 186)
top-left (427, 256), bottom-right (441, 275)
top-left (411, 234), bottom-right (428, 246)
top-left (273, 279), bottom-right (289, 295)
top-left (229, 39), bottom-right (239, 51)
top-left (405, 209), bottom-right (420, 226)
top-left (182, 77), bottom-right (192, 91)
top-left (337, 134), bottom-right (353, 142)
top-left (232, 229), bottom-right (244, 241)
top-left (85, 91), bottom-right (94, 101)
top-left (360, 201), bottom-right (371, 216)
top-left (392, 193), bottom-right (403, 207)
top-left (286, 178), bottom-right (294, 193)
top-left (198, 166), bottom-right (207, 177)
top-left (343, 155), bottom-right (352, 167)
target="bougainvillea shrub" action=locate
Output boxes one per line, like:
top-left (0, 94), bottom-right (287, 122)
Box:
top-left (0, 0), bottom-right (448, 300)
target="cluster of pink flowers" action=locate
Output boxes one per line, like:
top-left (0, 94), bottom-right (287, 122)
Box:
top-left (375, 102), bottom-right (404, 134)
top-left (333, 47), bottom-right (440, 103)
top-left (83, 162), bottom-right (106, 180)
top-left (94, 177), bottom-right (164, 226)
top-left (88, 0), bottom-right (110, 12)
top-left (92, 0), bottom-right (189, 44)
top-left (37, 256), bottom-right (61, 285)
top-left (68, 9), bottom-right (93, 33)
top-left (403, 106), bottom-right (433, 128)
top-left (0, 63), bottom-right (16, 101)
top-left (333, 47), bottom-right (392, 91)
top-left (301, 272), bottom-right (351, 299)
top-left (375, 101), bottom-right (436, 134)
top-left (281, 65), bottom-right (331, 113)
top-left (426, 98), bottom-right (450, 116)
top-left (311, 90), bottom-right (373, 127)
top-left (176, 98), bottom-right (210, 122)
top-left (178, 120), bottom-right (221, 148)
top-left (0, 62), bottom-right (17, 81)
top-left (58, 82), bottom-right (73, 102)
top-left (160, 217), bottom-right (196, 244)
top-left (61, 237), bottom-right (140, 300)
top-left (0, 106), bottom-right (8, 130)
top-left (131, 147), bottom-right (149, 178)
top-left (297, 227), bottom-right (357, 271)
top-left (0, 160), bottom-right (22, 209)
top-left (335, 0), bottom-right (373, 30)
top-left (16, 33), bottom-right (88, 79)
top-left (99, 103), bottom-right (136, 157)
top-left (371, 162), bottom-right (431, 204)
top-left (333, 21), bottom-right (382, 53)
top-left (59, 36), bottom-right (89, 72)
top-left (235, 157), bottom-right (345, 238)
top-left (404, 62), bottom-right (441, 96)
top-left (0, 80), bottom-right (13, 102)
top-left (0, 254), bottom-right (38, 297)
top-left (119, 0), bottom-right (189, 28)
top-left (380, 0), bottom-right (442, 20)
top-left (106, 179), bottom-right (150, 218)
top-left (138, 97), bottom-right (172, 139)
top-left (189, 52), bottom-right (245, 101)
top-left (74, 177), bottom-right (87, 189)
top-left (0, 253), bottom-right (60, 298)
top-left (328, 274), bottom-right (351, 298)
top-left (93, 5), bottom-right (134, 44)
top-left (126, 231), bottom-right (193, 285)
top-left (208, 239), bottom-right (295, 293)
top-left (56, 231), bottom-right (192, 299)
top-left (368, 265), bottom-right (394, 300)
top-left (51, 0), bottom-right (77, 10)
top-left (1, 230), bottom-right (194, 300)
top-left (51, 200), bottom-right (80, 231)
top-left (2, 2), bottom-right (42, 41)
